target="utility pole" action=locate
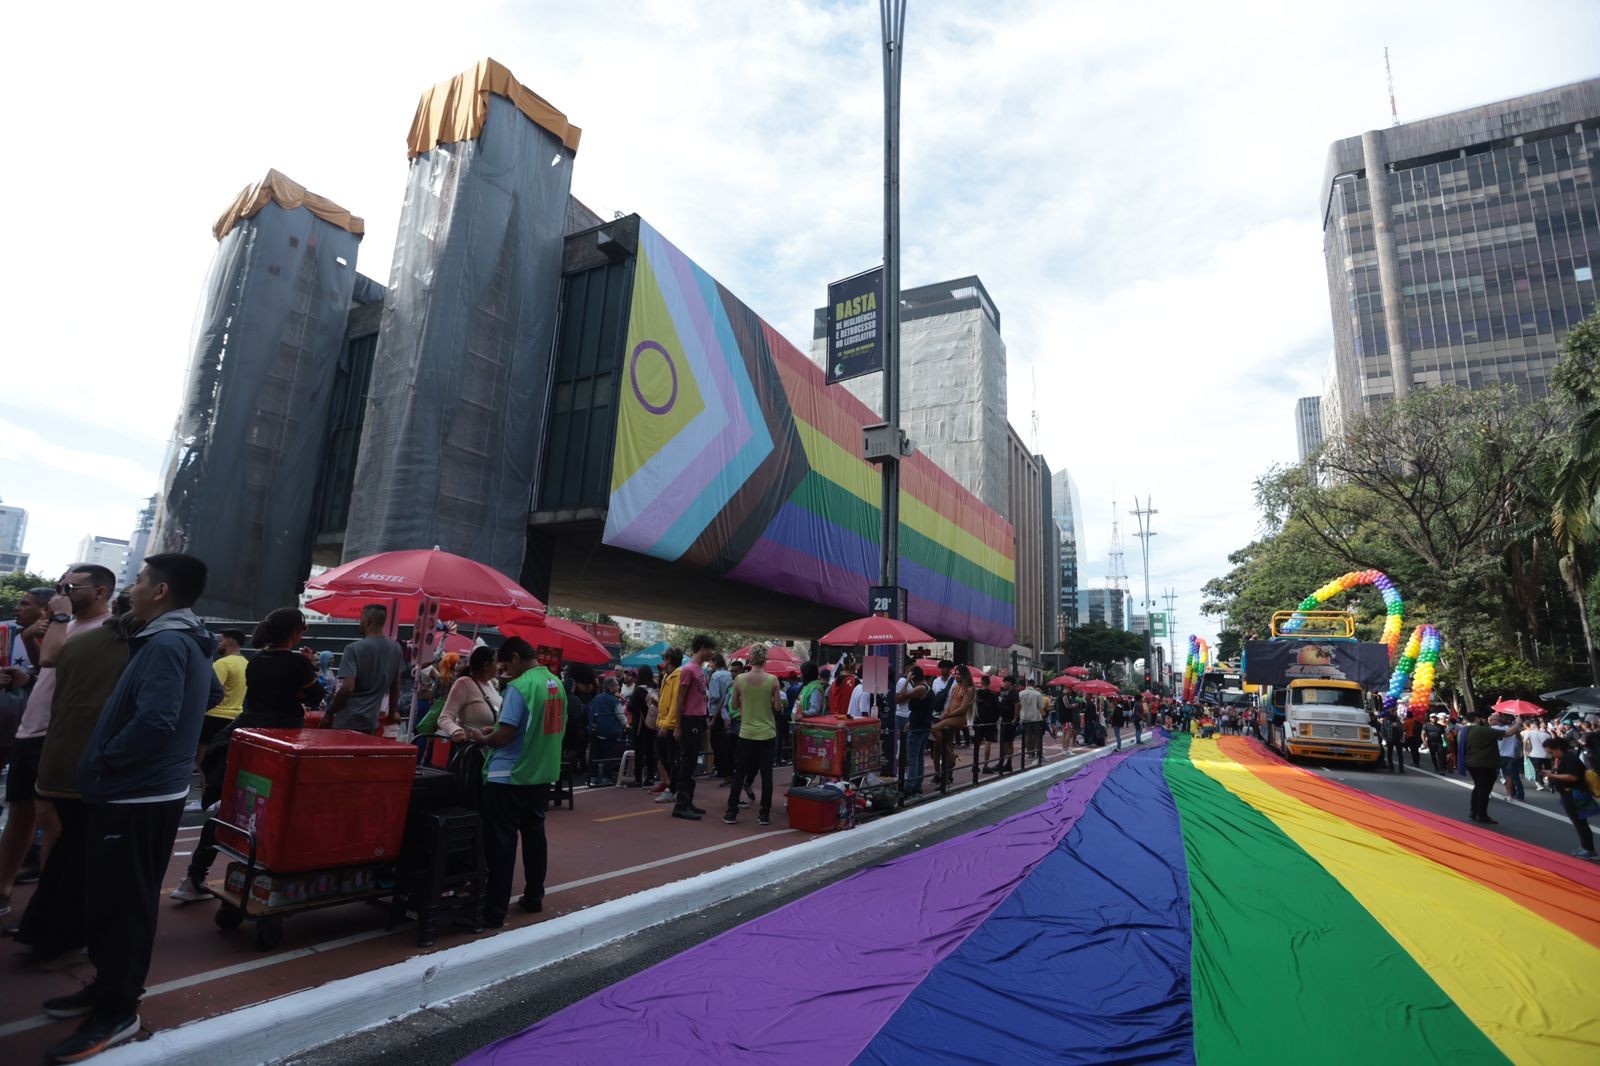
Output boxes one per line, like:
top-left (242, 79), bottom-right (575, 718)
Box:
top-left (1130, 497), bottom-right (1157, 693)
top-left (1163, 587), bottom-right (1177, 694)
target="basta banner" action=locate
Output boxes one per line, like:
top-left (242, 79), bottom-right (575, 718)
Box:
top-left (826, 266), bottom-right (885, 385)
top-left (1242, 640), bottom-right (1392, 691)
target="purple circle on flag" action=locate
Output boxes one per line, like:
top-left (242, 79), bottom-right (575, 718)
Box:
top-left (630, 340), bottom-right (678, 415)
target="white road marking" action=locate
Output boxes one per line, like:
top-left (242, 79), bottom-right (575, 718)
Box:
top-left (1401, 765), bottom-right (1573, 825)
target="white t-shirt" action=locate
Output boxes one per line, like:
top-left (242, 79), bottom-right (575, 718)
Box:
top-left (848, 684), bottom-right (873, 719)
top-left (894, 676), bottom-right (911, 719)
top-left (1018, 688), bottom-right (1047, 723)
top-left (1524, 728), bottom-right (1551, 759)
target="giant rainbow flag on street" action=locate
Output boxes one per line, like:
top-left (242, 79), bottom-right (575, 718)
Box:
top-left (465, 735), bottom-right (1600, 1065)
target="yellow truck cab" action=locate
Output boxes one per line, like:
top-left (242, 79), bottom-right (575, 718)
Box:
top-left (1282, 679), bottom-right (1380, 763)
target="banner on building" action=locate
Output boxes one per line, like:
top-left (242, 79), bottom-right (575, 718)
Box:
top-left (825, 267), bottom-right (885, 385)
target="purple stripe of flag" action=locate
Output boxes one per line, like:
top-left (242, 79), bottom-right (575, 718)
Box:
top-left (461, 747), bottom-right (1145, 1066)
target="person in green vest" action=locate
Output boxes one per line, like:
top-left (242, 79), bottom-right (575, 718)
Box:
top-left (474, 637), bottom-right (566, 927)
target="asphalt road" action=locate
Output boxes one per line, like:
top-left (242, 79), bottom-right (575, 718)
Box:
top-left (1299, 749), bottom-right (1585, 856)
top-left (283, 772), bottom-right (1071, 1066)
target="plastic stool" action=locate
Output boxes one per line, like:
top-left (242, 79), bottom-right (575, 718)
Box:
top-left (400, 806), bottom-right (485, 947)
top-left (615, 750), bottom-right (635, 787)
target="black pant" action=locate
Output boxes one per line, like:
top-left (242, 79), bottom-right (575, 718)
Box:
top-left (18, 796), bottom-right (86, 957)
top-left (632, 727), bottom-right (656, 785)
top-left (1468, 765), bottom-right (1499, 820)
top-left (675, 717), bottom-right (708, 808)
top-left (1559, 792), bottom-right (1595, 852)
top-left (480, 782), bottom-right (550, 924)
top-left (1407, 740), bottom-right (1421, 767)
top-left (1386, 742), bottom-right (1405, 772)
top-left (84, 799), bottom-right (185, 1018)
top-left (726, 737), bottom-right (774, 818)
top-left (1428, 738), bottom-right (1445, 772)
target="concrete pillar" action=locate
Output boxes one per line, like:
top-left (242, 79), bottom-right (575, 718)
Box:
top-left (1361, 130), bottom-right (1412, 401)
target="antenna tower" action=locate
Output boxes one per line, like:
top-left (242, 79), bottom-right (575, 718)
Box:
top-left (1385, 46), bottom-right (1399, 126)
top-left (1030, 367), bottom-right (1040, 452)
top-left (1107, 494), bottom-right (1129, 592)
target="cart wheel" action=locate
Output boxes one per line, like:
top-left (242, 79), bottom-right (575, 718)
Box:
top-left (254, 916), bottom-right (285, 951)
top-left (214, 904), bottom-right (245, 931)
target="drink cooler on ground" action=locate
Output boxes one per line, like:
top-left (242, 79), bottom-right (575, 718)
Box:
top-left (793, 718), bottom-right (881, 779)
top-left (218, 729), bottom-right (416, 873)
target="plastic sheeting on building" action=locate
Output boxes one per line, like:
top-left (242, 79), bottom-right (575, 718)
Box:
top-left (342, 81), bottom-right (576, 578)
top-left (151, 187), bottom-right (360, 620)
top-left (466, 734), bottom-right (1600, 1065)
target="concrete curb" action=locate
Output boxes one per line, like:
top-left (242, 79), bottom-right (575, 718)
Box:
top-left (100, 746), bottom-right (1113, 1066)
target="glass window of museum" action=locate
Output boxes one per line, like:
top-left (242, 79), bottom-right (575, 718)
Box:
top-left (1327, 125), bottom-right (1600, 404)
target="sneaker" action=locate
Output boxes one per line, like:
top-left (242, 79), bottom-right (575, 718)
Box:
top-left (1571, 848), bottom-right (1598, 859)
top-left (1480, 817), bottom-right (1499, 825)
top-left (647, 783), bottom-right (668, 795)
top-left (757, 815), bottom-right (771, 826)
top-left (46, 1012), bottom-right (141, 1063)
top-left (517, 895), bottom-right (543, 913)
top-left (690, 805), bottom-right (706, 815)
top-left (183, 799), bottom-right (204, 813)
top-left (671, 808), bottom-right (702, 821)
top-left (43, 987), bottom-right (98, 1020)
top-left (653, 790), bottom-right (677, 804)
top-left (15, 866), bottom-right (40, 886)
top-left (169, 879), bottom-right (209, 904)
top-left (722, 813), bottom-right (738, 825)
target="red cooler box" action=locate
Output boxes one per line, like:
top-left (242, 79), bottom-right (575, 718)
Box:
top-left (786, 787), bottom-right (842, 833)
top-left (218, 729), bottom-right (416, 873)
top-left (794, 718), bottom-right (881, 778)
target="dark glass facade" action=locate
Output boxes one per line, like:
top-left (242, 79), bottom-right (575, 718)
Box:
top-left (1324, 94), bottom-right (1600, 410)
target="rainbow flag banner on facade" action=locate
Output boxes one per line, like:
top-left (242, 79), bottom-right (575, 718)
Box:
top-left (464, 735), bottom-right (1600, 1065)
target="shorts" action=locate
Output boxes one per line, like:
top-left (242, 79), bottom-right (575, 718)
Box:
top-left (199, 715), bottom-right (233, 748)
top-left (973, 723), bottom-right (998, 743)
top-left (6, 734), bottom-right (44, 803)
top-left (1500, 756), bottom-right (1523, 779)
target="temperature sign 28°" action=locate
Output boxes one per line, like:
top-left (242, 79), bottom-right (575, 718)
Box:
top-left (868, 585), bottom-right (907, 620)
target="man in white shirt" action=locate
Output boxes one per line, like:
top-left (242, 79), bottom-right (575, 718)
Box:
top-left (848, 680), bottom-right (873, 719)
top-left (1017, 677), bottom-right (1047, 764)
top-left (1524, 719), bottom-right (1553, 791)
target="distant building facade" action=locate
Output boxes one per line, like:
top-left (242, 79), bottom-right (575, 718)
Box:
top-left (1322, 78), bottom-right (1600, 414)
top-left (1050, 469), bottom-right (1086, 629)
top-left (75, 535), bottom-right (130, 576)
top-left (0, 499), bottom-right (29, 576)
top-left (121, 495), bottom-right (157, 589)
top-left (1295, 395), bottom-right (1325, 463)
top-left (1079, 587), bottom-right (1131, 631)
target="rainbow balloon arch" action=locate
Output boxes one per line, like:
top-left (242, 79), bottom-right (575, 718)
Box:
top-left (1182, 635), bottom-right (1208, 703)
top-left (1281, 569), bottom-right (1442, 718)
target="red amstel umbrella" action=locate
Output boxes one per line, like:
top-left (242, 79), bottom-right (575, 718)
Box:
top-left (1063, 666), bottom-right (1092, 678)
top-left (499, 617), bottom-right (611, 665)
top-left (1046, 675), bottom-right (1080, 689)
top-left (819, 616), bottom-right (934, 646)
top-left (306, 548), bottom-right (545, 625)
top-left (1491, 699), bottom-right (1547, 717)
top-left (1076, 680), bottom-right (1121, 697)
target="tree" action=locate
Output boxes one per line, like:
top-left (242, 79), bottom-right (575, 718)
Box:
top-left (1550, 303), bottom-right (1600, 682)
top-left (661, 625), bottom-right (786, 661)
top-left (1060, 623), bottom-right (1145, 679)
top-left (1280, 385), bottom-right (1561, 710)
top-left (0, 571), bottom-right (52, 616)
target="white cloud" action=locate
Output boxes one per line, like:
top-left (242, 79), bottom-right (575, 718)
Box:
top-left (5, 0), bottom-right (1598, 639)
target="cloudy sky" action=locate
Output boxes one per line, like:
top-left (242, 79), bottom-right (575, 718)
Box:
top-left (5, 0), bottom-right (1597, 646)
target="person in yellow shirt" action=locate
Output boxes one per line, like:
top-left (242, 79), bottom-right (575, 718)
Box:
top-left (196, 629), bottom-right (247, 769)
top-left (650, 648), bottom-right (684, 801)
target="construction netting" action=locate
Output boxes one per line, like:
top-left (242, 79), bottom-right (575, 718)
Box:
top-left (342, 91), bottom-right (576, 578)
top-left (152, 188), bottom-right (361, 619)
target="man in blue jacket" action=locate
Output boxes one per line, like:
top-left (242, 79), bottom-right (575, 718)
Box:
top-left (42, 553), bottom-right (218, 1064)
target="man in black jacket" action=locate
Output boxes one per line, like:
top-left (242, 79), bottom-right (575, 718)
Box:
top-left (41, 554), bottom-right (219, 1064)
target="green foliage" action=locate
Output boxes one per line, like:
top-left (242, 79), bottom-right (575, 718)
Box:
top-left (1215, 629), bottom-right (1243, 663)
top-left (1470, 652), bottom-right (1558, 701)
top-left (661, 624), bottom-right (784, 661)
top-left (1060, 623), bottom-right (1145, 675)
top-left (0, 571), bottom-right (52, 616)
top-left (1552, 303), bottom-right (1600, 407)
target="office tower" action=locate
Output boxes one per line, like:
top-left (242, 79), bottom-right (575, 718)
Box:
top-left (0, 498), bottom-right (27, 575)
top-left (1322, 79), bottom-right (1600, 412)
top-left (1295, 396), bottom-right (1325, 463)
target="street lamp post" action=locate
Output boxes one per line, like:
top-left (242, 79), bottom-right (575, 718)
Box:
top-left (878, 0), bottom-right (907, 600)
top-left (1131, 497), bottom-right (1157, 693)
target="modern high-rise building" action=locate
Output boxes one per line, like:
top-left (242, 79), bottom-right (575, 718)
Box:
top-left (1006, 427), bottom-right (1046, 656)
top-left (0, 497), bottom-right (27, 575)
top-left (1078, 587), bottom-right (1130, 631)
top-left (1295, 396), bottom-right (1325, 463)
top-left (1038, 457), bottom-right (1061, 650)
top-left (76, 535), bottom-right (131, 576)
top-left (1321, 78), bottom-right (1600, 414)
top-left (1049, 469), bottom-right (1086, 629)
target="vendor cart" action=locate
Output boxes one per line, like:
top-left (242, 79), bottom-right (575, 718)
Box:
top-left (789, 717), bottom-right (902, 815)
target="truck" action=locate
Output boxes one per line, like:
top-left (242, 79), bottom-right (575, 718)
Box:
top-left (1243, 610), bottom-right (1386, 766)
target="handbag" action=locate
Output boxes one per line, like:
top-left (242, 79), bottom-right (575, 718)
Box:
top-left (1572, 790), bottom-right (1600, 822)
